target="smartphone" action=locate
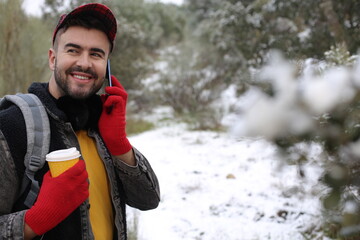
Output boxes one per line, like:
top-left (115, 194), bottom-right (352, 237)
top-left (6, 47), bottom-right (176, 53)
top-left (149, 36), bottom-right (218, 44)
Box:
top-left (106, 59), bottom-right (112, 87)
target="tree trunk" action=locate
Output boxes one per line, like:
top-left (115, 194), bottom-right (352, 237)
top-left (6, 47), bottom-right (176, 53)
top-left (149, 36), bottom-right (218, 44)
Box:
top-left (320, 0), bottom-right (348, 49)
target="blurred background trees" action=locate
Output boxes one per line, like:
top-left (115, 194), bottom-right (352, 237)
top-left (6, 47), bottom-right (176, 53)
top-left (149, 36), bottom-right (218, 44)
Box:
top-left (0, 0), bottom-right (50, 95)
top-left (3, 0), bottom-right (360, 108)
top-left (3, 0), bottom-right (360, 237)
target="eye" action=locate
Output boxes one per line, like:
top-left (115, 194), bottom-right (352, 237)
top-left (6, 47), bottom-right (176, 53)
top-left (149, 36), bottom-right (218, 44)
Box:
top-left (91, 52), bottom-right (104, 58)
top-left (67, 48), bottom-right (78, 53)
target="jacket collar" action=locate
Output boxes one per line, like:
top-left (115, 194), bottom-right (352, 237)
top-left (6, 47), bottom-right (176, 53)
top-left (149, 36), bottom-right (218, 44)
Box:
top-left (28, 82), bottom-right (68, 121)
top-left (28, 82), bottom-right (102, 130)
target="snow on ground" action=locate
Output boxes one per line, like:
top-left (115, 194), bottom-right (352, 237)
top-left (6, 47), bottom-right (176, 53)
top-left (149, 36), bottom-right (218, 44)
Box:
top-left (127, 124), bottom-right (326, 240)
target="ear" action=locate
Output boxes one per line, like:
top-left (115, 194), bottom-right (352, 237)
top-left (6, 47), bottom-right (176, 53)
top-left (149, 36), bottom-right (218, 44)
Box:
top-left (48, 48), bottom-right (56, 71)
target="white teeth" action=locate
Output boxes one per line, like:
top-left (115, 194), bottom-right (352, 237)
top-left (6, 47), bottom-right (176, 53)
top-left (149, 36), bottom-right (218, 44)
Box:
top-left (74, 75), bottom-right (90, 80)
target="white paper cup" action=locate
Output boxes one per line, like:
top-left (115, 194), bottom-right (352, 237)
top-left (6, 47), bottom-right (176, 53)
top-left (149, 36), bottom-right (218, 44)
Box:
top-left (46, 147), bottom-right (81, 177)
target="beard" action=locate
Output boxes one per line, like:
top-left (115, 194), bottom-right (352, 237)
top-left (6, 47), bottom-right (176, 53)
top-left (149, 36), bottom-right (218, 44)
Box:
top-left (54, 61), bottom-right (104, 100)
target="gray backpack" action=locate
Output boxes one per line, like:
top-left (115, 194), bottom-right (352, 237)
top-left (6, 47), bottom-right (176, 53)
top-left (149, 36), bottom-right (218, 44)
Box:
top-left (0, 93), bottom-right (50, 208)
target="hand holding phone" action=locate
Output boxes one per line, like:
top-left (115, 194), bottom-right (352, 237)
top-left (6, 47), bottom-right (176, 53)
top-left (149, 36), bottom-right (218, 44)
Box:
top-left (99, 75), bottom-right (132, 156)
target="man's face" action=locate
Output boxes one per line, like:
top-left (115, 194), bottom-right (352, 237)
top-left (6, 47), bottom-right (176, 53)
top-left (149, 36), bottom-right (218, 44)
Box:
top-left (48, 26), bottom-right (110, 99)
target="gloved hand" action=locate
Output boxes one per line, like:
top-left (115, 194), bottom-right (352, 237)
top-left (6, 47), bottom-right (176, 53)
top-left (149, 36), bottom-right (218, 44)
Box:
top-left (25, 160), bottom-right (89, 236)
top-left (99, 75), bottom-right (132, 155)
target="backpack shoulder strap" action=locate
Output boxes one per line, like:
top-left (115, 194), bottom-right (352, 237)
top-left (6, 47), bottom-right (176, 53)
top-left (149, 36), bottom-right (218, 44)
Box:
top-left (1, 93), bottom-right (50, 208)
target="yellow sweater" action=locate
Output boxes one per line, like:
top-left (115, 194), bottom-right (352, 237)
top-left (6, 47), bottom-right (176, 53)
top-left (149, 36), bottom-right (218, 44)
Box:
top-left (76, 130), bottom-right (114, 240)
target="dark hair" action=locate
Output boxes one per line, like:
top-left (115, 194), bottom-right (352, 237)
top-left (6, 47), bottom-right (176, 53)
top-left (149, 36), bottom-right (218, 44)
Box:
top-left (53, 15), bottom-right (111, 50)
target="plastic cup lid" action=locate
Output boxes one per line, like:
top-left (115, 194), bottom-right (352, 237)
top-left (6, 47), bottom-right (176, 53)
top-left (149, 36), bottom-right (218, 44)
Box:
top-left (46, 147), bottom-right (81, 161)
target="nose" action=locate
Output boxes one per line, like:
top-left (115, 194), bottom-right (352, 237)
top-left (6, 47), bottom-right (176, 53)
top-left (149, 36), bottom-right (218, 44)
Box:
top-left (76, 53), bottom-right (92, 70)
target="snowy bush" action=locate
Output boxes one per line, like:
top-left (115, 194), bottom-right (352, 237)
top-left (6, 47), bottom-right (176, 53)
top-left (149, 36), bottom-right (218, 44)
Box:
top-left (149, 44), bottom-right (227, 130)
top-left (230, 49), bottom-right (360, 238)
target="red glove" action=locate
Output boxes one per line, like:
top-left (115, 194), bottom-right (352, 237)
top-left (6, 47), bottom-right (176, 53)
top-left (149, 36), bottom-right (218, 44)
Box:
top-left (99, 75), bottom-right (132, 155)
top-left (25, 160), bottom-right (89, 236)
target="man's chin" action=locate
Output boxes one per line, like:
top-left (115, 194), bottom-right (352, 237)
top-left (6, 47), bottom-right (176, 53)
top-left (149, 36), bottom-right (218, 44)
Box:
top-left (68, 87), bottom-right (100, 100)
top-left (67, 90), bottom-right (92, 100)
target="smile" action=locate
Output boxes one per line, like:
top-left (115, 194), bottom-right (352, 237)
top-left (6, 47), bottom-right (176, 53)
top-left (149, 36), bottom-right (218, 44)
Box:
top-left (73, 74), bottom-right (91, 80)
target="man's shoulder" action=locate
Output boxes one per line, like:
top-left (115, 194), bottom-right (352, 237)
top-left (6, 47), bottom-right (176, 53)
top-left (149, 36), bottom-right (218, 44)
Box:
top-left (0, 100), bottom-right (24, 121)
top-left (0, 97), bottom-right (27, 169)
top-left (0, 99), bottom-right (26, 137)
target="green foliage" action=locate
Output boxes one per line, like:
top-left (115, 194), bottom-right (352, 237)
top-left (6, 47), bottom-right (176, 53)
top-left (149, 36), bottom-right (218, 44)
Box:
top-left (185, 0), bottom-right (360, 66)
top-left (324, 44), bottom-right (357, 67)
top-left (152, 38), bottom-right (228, 130)
top-left (0, 0), bottom-right (51, 95)
top-left (108, 0), bottom-right (185, 94)
top-left (126, 118), bottom-right (154, 136)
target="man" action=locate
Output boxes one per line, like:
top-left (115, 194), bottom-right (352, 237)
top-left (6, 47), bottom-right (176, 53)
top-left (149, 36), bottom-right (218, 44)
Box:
top-left (0, 3), bottom-right (160, 240)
